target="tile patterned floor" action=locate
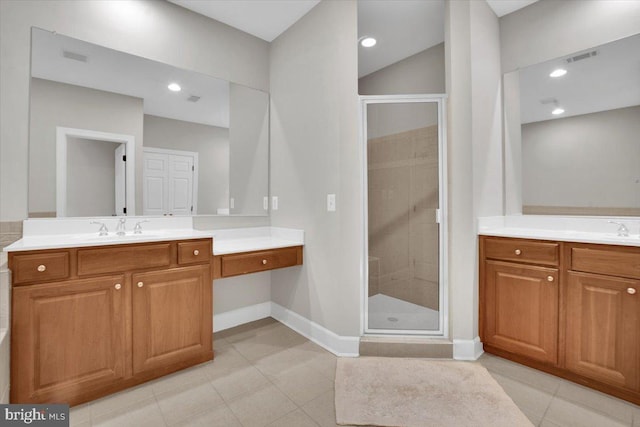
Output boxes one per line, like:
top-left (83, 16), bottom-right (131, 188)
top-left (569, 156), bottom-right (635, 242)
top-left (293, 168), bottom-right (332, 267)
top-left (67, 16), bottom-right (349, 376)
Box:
top-left (69, 318), bottom-right (640, 427)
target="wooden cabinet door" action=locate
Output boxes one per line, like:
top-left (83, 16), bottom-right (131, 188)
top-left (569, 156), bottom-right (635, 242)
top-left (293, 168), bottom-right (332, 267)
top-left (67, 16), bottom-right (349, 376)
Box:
top-left (11, 275), bottom-right (127, 403)
top-left (566, 272), bottom-right (639, 390)
top-left (132, 265), bottom-right (212, 374)
top-left (484, 261), bottom-right (559, 364)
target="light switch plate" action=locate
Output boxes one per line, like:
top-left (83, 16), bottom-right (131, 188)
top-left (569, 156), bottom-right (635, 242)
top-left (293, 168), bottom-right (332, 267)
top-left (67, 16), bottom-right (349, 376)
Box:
top-left (263, 196), bottom-right (269, 210)
top-left (327, 194), bottom-right (336, 212)
top-left (230, 198), bottom-right (234, 209)
top-left (272, 196), bottom-right (278, 210)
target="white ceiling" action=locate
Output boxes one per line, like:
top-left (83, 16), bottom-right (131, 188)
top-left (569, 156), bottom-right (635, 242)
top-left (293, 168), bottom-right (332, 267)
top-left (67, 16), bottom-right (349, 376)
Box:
top-left (519, 33), bottom-right (640, 124)
top-left (168, 0), bottom-right (540, 79)
top-left (31, 28), bottom-right (231, 128)
top-left (485, 0), bottom-right (540, 17)
top-left (357, 0), bottom-right (445, 78)
top-left (168, 0), bottom-right (320, 42)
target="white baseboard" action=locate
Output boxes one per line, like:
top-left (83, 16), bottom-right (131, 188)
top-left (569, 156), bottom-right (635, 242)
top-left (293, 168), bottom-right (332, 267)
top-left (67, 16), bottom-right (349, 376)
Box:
top-left (213, 302), bottom-right (271, 332)
top-left (270, 302), bottom-right (359, 357)
top-left (213, 302), bottom-right (360, 357)
top-left (452, 337), bottom-right (484, 360)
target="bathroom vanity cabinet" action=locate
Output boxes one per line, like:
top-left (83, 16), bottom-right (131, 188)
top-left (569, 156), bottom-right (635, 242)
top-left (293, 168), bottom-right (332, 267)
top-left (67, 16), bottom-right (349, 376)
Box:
top-left (480, 236), bottom-right (640, 405)
top-left (9, 238), bottom-right (213, 405)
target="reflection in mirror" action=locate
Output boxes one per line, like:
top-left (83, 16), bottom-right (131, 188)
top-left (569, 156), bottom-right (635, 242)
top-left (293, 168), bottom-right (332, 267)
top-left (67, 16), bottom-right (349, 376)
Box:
top-left (514, 33), bottom-right (640, 216)
top-left (28, 27), bottom-right (269, 217)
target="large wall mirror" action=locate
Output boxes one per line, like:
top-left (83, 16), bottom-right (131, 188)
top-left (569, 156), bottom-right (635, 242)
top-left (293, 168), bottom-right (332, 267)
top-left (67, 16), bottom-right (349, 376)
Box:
top-left (28, 27), bottom-right (269, 218)
top-left (505, 33), bottom-right (640, 216)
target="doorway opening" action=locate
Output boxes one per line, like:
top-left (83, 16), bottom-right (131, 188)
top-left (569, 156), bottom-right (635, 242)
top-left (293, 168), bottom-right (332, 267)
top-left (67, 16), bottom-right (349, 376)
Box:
top-left (56, 127), bottom-right (135, 217)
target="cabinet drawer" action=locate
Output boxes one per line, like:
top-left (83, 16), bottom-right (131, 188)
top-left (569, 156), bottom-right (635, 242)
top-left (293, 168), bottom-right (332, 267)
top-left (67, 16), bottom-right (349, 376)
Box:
top-left (11, 251), bottom-right (70, 285)
top-left (571, 246), bottom-right (640, 280)
top-left (484, 238), bottom-right (559, 266)
top-left (178, 240), bottom-right (211, 265)
top-left (77, 243), bottom-right (171, 276)
top-left (221, 246), bottom-right (302, 277)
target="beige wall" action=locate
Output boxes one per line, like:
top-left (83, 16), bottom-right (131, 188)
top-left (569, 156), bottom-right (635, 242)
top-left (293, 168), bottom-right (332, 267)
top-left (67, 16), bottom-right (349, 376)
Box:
top-left (269, 0), bottom-right (361, 337)
top-left (143, 114), bottom-right (230, 215)
top-left (522, 106), bottom-right (640, 210)
top-left (445, 0), bottom-right (502, 356)
top-left (0, 0), bottom-right (269, 222)
top-left (470, 0), bottom-right (503, 219)
top-left (28, 78), bottom-right (144, 216)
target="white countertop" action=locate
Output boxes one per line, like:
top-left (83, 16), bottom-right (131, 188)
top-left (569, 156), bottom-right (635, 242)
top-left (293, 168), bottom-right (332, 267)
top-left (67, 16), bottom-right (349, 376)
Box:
top-left (3, 218), bottom-right (304, 255)
top-left (478, 215), bottom-right (640, 247)
top-left (212, 227), bottom-right (304, 255)
top-left (4, 229), bottom-right (214, 252)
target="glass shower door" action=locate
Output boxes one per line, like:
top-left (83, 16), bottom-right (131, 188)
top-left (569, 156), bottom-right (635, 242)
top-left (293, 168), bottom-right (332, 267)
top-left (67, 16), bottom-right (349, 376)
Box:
top-left (363, 97), bottom-right (445, 335)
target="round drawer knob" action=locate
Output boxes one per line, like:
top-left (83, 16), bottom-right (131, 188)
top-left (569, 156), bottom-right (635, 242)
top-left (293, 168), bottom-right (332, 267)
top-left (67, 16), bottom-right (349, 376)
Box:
top-left (262, 259), bottom-right (268, 265)
top-left (193, 250), bottom-right (200, 256)
top-left (547, 276), bottom-right (554, 282)
top-left (628, 288), bottom-right (637, 295)
top-left (115, 283), bottom-right (121, 290)
top-left (37, 264), bottom-right (46, 272)
top-left (514, 249), bottom-right (522, 255)
top-left (137, 282), bottom-right (144, 288)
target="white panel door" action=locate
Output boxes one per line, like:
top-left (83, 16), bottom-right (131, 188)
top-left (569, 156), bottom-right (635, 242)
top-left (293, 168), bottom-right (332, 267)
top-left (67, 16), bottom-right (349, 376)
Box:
top-left (143, 149), bottom-right (196, 216)
top-left (143, 152), bottom-right (168, 216)
top-left (168, 154), bottom-right (194, 215)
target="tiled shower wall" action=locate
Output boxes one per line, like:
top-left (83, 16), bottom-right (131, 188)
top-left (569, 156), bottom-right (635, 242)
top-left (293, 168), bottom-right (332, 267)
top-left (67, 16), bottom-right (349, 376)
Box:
top-left (368, 125), bottom-right (439, 310)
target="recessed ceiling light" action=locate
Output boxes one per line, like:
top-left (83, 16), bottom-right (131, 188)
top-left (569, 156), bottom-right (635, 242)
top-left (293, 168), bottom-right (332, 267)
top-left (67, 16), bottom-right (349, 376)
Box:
top-left (168, 83), bottom-right (181, 92)
top-left (549, 68), bottom-right (567, 78)
top-left (360, 37), bottom-right (377, 48)
top-left (552, 107), bottom-right (565, 115)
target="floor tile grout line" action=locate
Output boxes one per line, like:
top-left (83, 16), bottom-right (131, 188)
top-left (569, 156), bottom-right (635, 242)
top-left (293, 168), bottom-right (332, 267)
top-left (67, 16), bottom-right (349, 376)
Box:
top-left (151, 393), bottom-right (169, 427)
top-left (264, 406), bottom-right (307, 427)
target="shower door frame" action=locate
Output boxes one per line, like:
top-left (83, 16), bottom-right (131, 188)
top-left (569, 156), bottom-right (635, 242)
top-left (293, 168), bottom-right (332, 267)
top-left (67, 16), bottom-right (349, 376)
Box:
top-left (360, 94), bottom-right (448, 337)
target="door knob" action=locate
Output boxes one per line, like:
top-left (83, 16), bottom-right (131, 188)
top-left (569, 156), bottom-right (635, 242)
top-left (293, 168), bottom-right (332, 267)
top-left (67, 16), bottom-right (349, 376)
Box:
top-left (547, 276), bottom-right (554, 282)
top-left (193, 249), bottom-right (199, 256)
top-left (115, 283), bottom-right (121, 290)
top-left (514, 249), bottom-right (522, 255)
top-left (628, 288), bottom-right (637, 295)
top-left (137, 282), bottom-right (144, 288)
top-left (37, 264), bottom-right (46, 272)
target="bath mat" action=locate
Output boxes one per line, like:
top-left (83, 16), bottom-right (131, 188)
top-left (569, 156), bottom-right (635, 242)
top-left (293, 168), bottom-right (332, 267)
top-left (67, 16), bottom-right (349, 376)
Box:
top-left (335, 357), bottom-right (532, 427)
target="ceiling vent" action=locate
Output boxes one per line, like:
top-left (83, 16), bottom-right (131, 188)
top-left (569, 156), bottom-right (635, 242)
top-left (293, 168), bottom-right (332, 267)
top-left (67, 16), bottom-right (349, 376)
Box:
top-left (539, 97), bottom-right (557, 105)
top-left (187, 95), bottom-right (201, 103)
top-left (62, 50), bottom-right (88, 63)
top-left (566, 51), bottom-right (597, 63)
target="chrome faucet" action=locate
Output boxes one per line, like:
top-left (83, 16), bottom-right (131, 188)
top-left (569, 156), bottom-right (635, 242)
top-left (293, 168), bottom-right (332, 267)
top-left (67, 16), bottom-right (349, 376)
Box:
top-left (608, 221), bottom-right (629, 237)
top-left (133, 220), bottom-right (150, 234)
top-left (116, 218), bottom-right (127, 236)
top-left (91, 221), bottom-right (109, 236)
